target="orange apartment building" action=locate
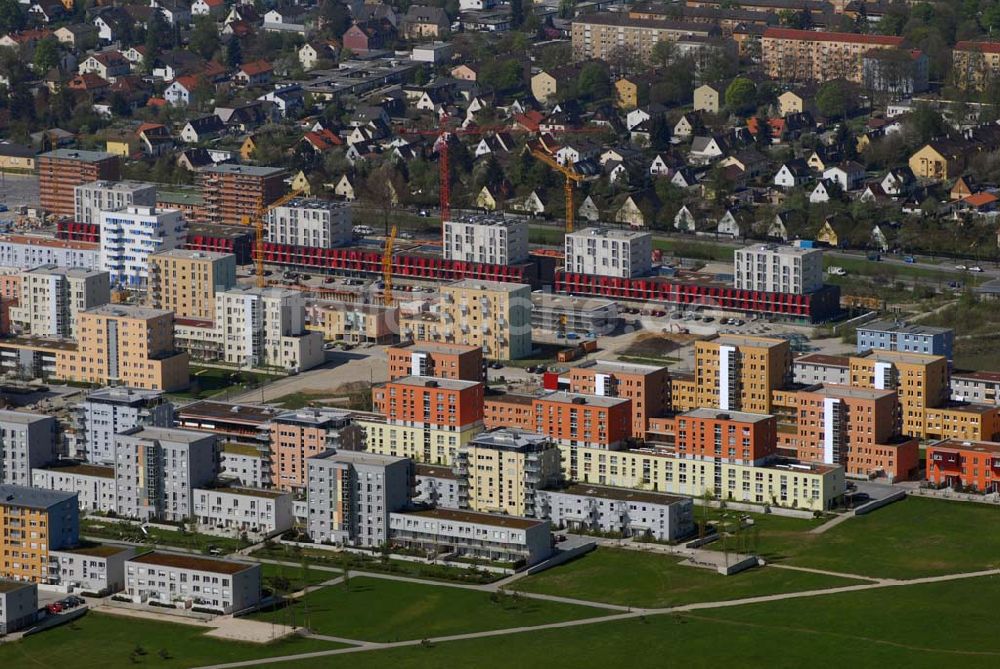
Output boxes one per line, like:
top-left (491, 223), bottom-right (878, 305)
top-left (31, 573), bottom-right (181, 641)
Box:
top-left (567, 360), bottom-right (671, 439)
top-left (386, 340), bottom-right (484, 382)
top-left (926, 439), bottom-right (1000, 492)
top-left (39, 149), bottom-right (122, 217)
top-left (778, 384), bottom-right (919, 481)
top-left (848, 350), bottom-right (950, 438)
top-left (762, 28), bottom-right (905, 83)
top-left (672, 408), bottom-right (777, 465)
top-left (0, 485), bottom-right (80, 584)
top-left (54, 305), bottom-right (189, 391)
top-left (268, 409), bottom-right (364, 492)
top-left (485, 391), bottom-right (632, 449)
top-left (195, 164), bottom-right (287, 225)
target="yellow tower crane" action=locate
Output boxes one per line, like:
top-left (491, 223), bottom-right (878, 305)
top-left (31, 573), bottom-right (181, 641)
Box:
top-left (383, 225), bottom-right (397, 306)
top-left (531, 149), bottom-right (584, 233)
top-left (242, 189), bottom-right (305, 289)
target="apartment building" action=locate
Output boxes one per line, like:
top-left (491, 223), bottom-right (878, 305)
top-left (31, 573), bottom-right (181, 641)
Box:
top-left (447, 279), bottom-right (532, 360)
top-left (76, 387), bottom-right (173, 464)
top-left (531, 293), bottom-right (619, 337)
top-left (734, 243), bottom-right (824, 295)
top-left (414, 463), bottom-right (461, 509)
top-left (0, 485), bottom-right (80, 584)
top-left (266, 198), bottom-right (352, 248)
top-left (10, 265), bottom-right (111, 339)
top-left (386, 340), bottom-right (483, 382)
top-left (99, 206), bottom-right (186, 288)
top-left (305, 300), bottom-right (398, 344)
top-left (365, 376), bottom-right (485, 465)
top-left (220, 443), bottom-right (269, 489)
top-left (484, 391), bottom-right (632, 450)
top-left (148, 249), bottom-right (237, 320)
top-left (926, 439), bottom-right (1000, 492)
top-left (922, 403), bottom-right (1000, 443)
top-left (56, 305), bottom-right (190, 391)
top-left (564, 227), bottom-right (653, 279)
top-left (442, 215), bottom-right (529, 265)
top-left (570, 13), bottom-right (719, 62)
top-left (536, 484), bottom-right (694, 542)
top-left (568, 360), bottom-right (671, 439)
top-left (762, 28), bottom-right (905, 83)
top-left (670, 408), bottom-right (777, 465)
top-left (848, 350), bottom-right (950, 438)
top-left (113, 427), bottom-right (219, 522)
top-left (0, 234), bottom-right (100, 271)
top-left (50, 543), bottom-right (135, 595)
top-left (793, 353), bottom-right (850, 386)
top-left (39, 149), bottom-right (122, 217)
top-left (781, 384), bottom-right (919, 481)
top-left (176, 401), bottom-right (277, 448)
top-left (74, 180), bottom-right (157, 225)
top-left (0, 411), bottom-right (57, 488)
top-left (124, 552), bottom-right (261, 614)
top-left (305, 450), bottom-right (413, 547)
top-left (268, 409), bottom-right (363, 492)
top-left (953, 40), bottom-right (1000, 90)
top-left (455, 429), bottom-right (562, 517)
top-left (951, 371), bottom-right (1000, 406)
top-left (192, 486), bottom-right (294, 536)
top-left (856, 320), bottom-right (954, 360)
top-left (675, 335), bottom-right (792, 414)
top-left (196, 164), bottom-right (287, 225)
top-left (388, 508), bottom-right (552, 566)
top-left (0, 581), bottom-right (37, 634)
top-left (215, 287), bottom-right (325, 372)
top-left (31, 462), bottom-right (116, 513)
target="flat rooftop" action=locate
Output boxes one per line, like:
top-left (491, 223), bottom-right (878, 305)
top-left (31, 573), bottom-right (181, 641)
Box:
top-left (575, 359), bottom-right (666, 375)
top-left (737, 243), bottom-right (821, 257)
top-left (310, 449), bottom-right (406, 467)
top-left (680, 407), bottom-right (774, 423)
top-left (445, 278), bottom-right (530, 293)
top-left (469, 428), bottom-right (551, 452)
top-left (129, 551), bottom-right (257, 575)
top-left (538, 391), bottom-right (631, 408)
top-left (0, 484), bottom-right (76, 509)
top-left (187, 222), bottom-right (255, 240)
top-left (928, 401), bottom-right (997, 415)
top-left (151, 248), bottom-right (233, 261)
top-left (178, 400), bottom-right (277, 425)
top-left (401, 507), bottom-right (544, 530)
top-left (274, 408), bottom-right (351, 427)
top-left (531, 292), bottom-right (617, 312)
top-left (23, 264), bottom-right (106, 279)
top-left (40, 462), bottom-right (114, 479)
top-left (952, 370), bottom-right (1000, 383)
top-left (553, 483), bottom-right (687, 506)
top-left (803, 384), bottom-right (895, 400)
top-left (0, 409), bottom-right (52, 425)
top-left (795, 353), bottom-right (849, 368)
top-left (568, 226), bottom-right (652, 241)
top-left (201, 164), bottom-right (285, 177)
top-left (389, 376), bottom-right (482, 391)
top-left (277, 197), bottom-right (351, 211)
top-left (445, 214), bottom-right (525, 228)
top-left (390, 340), bottom-right (481, 355)
top-left (860, 320), bottom-right (952, 336)
top-left (83, 304), bottom-right (173, 320)
top-left (86, 387), bottom-right (164, 405)
top-left (55, 541), bottom-right (130, 558)
top-left (0, 234), bottom-right (97, 251)
top-left (40, 148), bottom-right (116, 162)
top-left (0, 580), bottom-right (33, 594)
top-left (78, 179), bottom-right (154, 193)
top-left (713, 334), bottom-right (789, 349)
top-left (125, 426), bottom-right (216, 444)
top-left (222, 442), bottom-right (264, 457)
top-left (855, 349), bottom-right (946, 366)
top-left (414, 463), bottom-right (458, 480)
top-left (486, 392), bottom-right (534, 405)
top-left (931, 439), bottom-right (1000, 454)
top-left (202, 486), bottom-right (286, 499)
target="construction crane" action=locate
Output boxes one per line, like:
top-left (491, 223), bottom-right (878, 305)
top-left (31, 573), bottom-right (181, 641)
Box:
top-left (382, 225), bottom-right (397, 306)
top-left (530, 149), bottom-right (584, 233)
top-left (242, 189), bottom-right (305, 288)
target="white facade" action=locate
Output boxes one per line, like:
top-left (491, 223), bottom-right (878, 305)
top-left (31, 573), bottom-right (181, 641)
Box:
top-left (0, 582), bottom-right (37, 634)
top-left (50, 544), bottom-right (135, 595)
top-left (192, 487), bottom-right (294, 537)
top-left (10, 265), bottom-right (111, 339)
top-left (266, 198), bottom-right (352, 248)
top-left (0, 410), bottom-right (58, 488)
top-left (32, 464), bottom-right (117, 513)
top-left (0, 236), bottom-right (100, 270)
top-left (77, 387), bottom-right (174, 465)
top-left (99, 206), bottom-right (186, 288)
top-left (536, 485), bottom-right (694, 541)
top-left (734, 243), bottom-right (825, 295)
top-left (74, 180), bottom-right (157, 225)
top-left (124, 552), bottom-right (261, 614)
top-left (564, 227), bottom-right (653, 278)
top-left (215, 287), bottom-right (325, 372)
top-left (443, 215), bottom-right (529, 265)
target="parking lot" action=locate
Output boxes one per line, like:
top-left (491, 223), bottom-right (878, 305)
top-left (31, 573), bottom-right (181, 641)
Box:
top-left (0, 173), bottom-right (40, 221)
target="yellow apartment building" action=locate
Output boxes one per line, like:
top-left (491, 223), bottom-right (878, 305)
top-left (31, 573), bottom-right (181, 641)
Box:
top-left (848, 350), bottom-right (949, 438)
top-left (148, 249), bottom-right (237, 320)
top-left (692, 335), bottom-right (792, 414)
top-left (0, 485), bottom-right (80, 584)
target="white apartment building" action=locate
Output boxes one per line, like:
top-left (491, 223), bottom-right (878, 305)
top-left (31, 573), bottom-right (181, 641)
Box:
top-left (266, 198), bottom-right (352, 248)
top-left (74, 180), bottom-right (157, 225)
top-left (443, 215), bottom-right (529, 265)
top-left (76, 387), bottom-right (174, 465)
top-left (0, 235), bottom-right (100, 270)
top-left (99, 206), bottom-right (186, 288)
top-left (0, 410), bottom-right (58, 488)
top-left (0, 581), bottom-right (37, 634)
top-left (32, 463), bottom-right (117, 513)
top-left (564, 227), bottom-right (653, 278)
top-left (113, 427), bottom-right (219, 522)
top-left (192, 486), bottom-right (294, 537)
top-left (10, 265), bottom-right (111, 338)
top-left (50, 543), bottom-right (135, 595)
top-left (535, 484), bottom-right (694, 541)
top-left (215, 287), bottom-right (325, 372)
top-left (220, 443), bottom-right (269, 489)
top-left (124, 551), bottom-right (261, 614)
top-left (734, 243), bottom-right (824, 295)
top-left (306, 450), bottom-right (413, 547)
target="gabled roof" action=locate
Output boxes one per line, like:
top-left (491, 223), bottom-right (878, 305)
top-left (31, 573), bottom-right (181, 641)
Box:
top-left (185, 115), bottom-right (225, 134)
top-left (239, 60), bottom-right (273, 77)
top-left (403, 5), bottom-right (449, 24)
top-left (303, 128), bottom-right (343, 151)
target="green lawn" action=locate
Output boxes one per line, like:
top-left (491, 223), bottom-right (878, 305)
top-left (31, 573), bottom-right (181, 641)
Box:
top-left (515, 548), bottom-right (868, 609)
top-left (169, 365), bottom-right (281, 401)
top-left (251, 576), bottom-right (606, 642)
top-left (81, 520), bottom-right (248, 555)
top-left (260, 575), bottom-right (1000, 669)
top-left (0, 611), bottom-right (340, 669)
top-left (261, 562), bottom-right (337, 593)
top-left (725, 496), bottom-right (1000, 579)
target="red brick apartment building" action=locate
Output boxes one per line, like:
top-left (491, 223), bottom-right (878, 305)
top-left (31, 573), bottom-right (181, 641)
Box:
top-left (485, 391), bottom-right (631, 449)
top-left (386, 340), bottom-right (484, 382)
top-left (39, 149), bottom-right (121, 217)
top-left (926, 440), bottom-right (1000, 492)
top-left (373, 376), bottom-right (485, 427)
top-left (568, 360), bottom-right (671, 439)
top-left (195, 164), bottom-right (286, 225)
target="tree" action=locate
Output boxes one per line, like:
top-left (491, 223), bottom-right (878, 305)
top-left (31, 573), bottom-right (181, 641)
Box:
top-left (319, 0), bottom-right (351, 37)
top-left (648, 115), bottom-right (671, 152)
top-left (558, 0), bottom-right (575, 19)
top-left (225, 37), bottom-right (243, 68)
top-left (188, 16), bottom-right (219, 60)
top-left (110, 92), bottom-right (131, 118)
top-left (575, 61), bottom-right (610, 102)
top-left (510, 0), bottom-right (524, 28)
top-left (815, 80), bottom-right (850, 120)
top-left (33, 37), bottom-right (59, 74)
top-left (725, 77), bottom-right (756, 114)
top-left (650, 39), bottom-right (676, 68)
top-left (0, 0), bottom-right (24, 35)
top-left (907, 103), bottom-right (946, 144)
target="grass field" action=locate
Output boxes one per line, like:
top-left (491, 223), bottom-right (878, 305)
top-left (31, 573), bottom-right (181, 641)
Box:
top-left (251, 576), bottom-right (605, 642)
top-left (170, 365), bottom-right (281, 401)
top-left (259, 575), bottom-right (1000, 669)
top-left (81, 520), bottom-right (248, 554)
top-left (716, 496), bottom-right (1000, 579)
top-left (261, 562), bottom-right (337, 593)
top-left (0, 611), bottom-right (339, 669)
top-left (514, 548), bottom-right (868, 609)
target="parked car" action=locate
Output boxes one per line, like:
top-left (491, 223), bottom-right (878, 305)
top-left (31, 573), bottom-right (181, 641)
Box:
top-left (904, 255), bottom-right (915, 263)
top-left (46, 603), bottom-right (62, 614)
top-left (956, 264), bottom-right (967, 270)
top-left (970, 265), bottom-right (984, 272)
